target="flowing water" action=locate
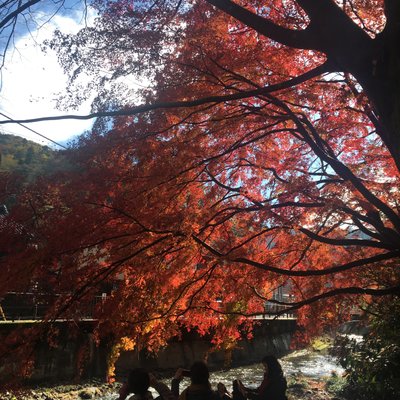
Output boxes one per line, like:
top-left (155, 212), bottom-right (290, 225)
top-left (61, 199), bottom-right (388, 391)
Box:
top-left (99, 349), bottom-right (343, 400)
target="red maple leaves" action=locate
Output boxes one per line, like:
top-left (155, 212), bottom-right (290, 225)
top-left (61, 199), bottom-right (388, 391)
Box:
top-left (1, 0), bottom-right (400, 380)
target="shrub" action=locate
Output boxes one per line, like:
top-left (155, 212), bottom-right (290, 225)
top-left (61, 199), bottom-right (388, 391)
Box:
top-left (335, 298), bottom-right (400, 400)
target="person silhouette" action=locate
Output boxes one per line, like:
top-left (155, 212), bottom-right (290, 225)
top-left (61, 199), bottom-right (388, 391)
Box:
top-left (172, 361), bottom-right (219, 400)
top-left (118, 368), bottom-right (175, 400)
top-left (234, 355), bottom-right (287, 400)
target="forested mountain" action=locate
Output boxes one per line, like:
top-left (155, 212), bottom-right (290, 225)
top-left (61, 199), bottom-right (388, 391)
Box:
top-left (0, 134), bottom-right (71, 181)
top-left (0, 134), bottom-right (72, 209)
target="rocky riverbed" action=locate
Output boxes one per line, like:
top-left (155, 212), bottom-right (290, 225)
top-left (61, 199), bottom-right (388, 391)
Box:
top-left (0, 381), bottom-right (117, 400)
top-left (0, 382), bottom-right (114, 400)
top-left (0, 348), bottom-right (347, 400)
top-left (0, 376), bottom-right (346, 400)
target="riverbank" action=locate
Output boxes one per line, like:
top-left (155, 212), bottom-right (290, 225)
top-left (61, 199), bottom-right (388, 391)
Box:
top-left (0, 375), bottom-right (346, 400)
top-left (0, 348), bottom-right (347, 400)
top-left (0, 381), bottom-right (115, 400)
top-left (287, 375), bottom-right (345, 400)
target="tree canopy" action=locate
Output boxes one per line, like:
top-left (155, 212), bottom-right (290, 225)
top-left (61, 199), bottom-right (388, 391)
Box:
top-left (1, 0), bottom-right (400, 380)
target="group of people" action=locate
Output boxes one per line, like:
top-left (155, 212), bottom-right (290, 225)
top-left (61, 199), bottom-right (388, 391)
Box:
top-left (118, 355), bottom-right (288, 400)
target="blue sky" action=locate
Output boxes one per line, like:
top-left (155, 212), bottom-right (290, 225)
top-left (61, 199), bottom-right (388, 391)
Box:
top-left (0, 0), bottom-right (96, 148)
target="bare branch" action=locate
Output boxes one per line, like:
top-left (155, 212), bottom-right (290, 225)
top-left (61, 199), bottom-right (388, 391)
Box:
top-left (0, 0), bottom-right (40, 30)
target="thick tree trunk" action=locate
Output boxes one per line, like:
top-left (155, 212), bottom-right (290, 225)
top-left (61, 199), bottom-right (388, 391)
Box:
top-left (350, 29), bottom-right (400, 172)
top-left (319, 36), bottom-right (400, 172)
top-left (208, 0), bottom-right (400, 171)
top-left (299, 1), bottom-right (400, 171)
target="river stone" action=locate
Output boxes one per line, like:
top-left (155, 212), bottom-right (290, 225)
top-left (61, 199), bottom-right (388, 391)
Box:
top-left (79, 387), bottom-right (101, 399)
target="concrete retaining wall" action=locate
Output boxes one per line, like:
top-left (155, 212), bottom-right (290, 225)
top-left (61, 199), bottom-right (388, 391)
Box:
top-left (116, 319), bottom-right (296, 374)
top-left (0, 319), bottom-right (296, 382)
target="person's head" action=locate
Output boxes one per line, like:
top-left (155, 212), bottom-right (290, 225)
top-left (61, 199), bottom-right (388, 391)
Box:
top-left (261, 355), bottom-right (284, 380)
top-left (217, 382), bottom-right (227, 394)
top-left (232, 380), bottom-right (245, 400)
top-left (190, 361), bottom-right (210, 385)
top-left (127, 368), bottom-right (150, 396)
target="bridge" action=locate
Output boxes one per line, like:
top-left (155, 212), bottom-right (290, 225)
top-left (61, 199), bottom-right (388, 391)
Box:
top-left (0, 291), bottom-right (295, 323)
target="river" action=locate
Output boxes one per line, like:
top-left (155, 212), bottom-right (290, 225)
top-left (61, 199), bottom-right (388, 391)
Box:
top-left (99, 350), bottom-right (344, 400)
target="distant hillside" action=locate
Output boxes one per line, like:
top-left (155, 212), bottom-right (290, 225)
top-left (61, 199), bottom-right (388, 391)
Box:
top-left (0, 134), bottom-right (70, 182)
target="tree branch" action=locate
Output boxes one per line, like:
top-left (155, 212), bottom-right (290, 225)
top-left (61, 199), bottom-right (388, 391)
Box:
top-left (262, 93), bottom-right (400, 233)
top-left (50, 235), bottom-right (171, 321)
top-left (206, 0), bottom-right (315, 50)
top-left (0, 0), bottom-right (40, 30)
top-left (299, 227), bottom-right (396, 250)
top-left (195, 285), bottom-right (400, 318)
top-left (268, 285), bottom-right (400, 312)
top-left (0, 63), bottom-right (330, 125)
top-left (191, 234), bottom-right (400, 276)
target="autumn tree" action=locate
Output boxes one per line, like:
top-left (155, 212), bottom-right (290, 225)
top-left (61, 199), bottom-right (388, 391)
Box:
top-left (1, 0), bottom-right (400, 380)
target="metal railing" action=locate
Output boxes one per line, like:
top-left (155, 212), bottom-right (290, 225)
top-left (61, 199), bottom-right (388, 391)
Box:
top-left (255, 302), bottom-right (297, 319)
top-left (0, 292), bottom-right (104, 322)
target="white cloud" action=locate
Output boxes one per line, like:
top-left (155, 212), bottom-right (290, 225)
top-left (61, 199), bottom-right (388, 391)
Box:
top-left (0, 9), bottom-right (97, 148)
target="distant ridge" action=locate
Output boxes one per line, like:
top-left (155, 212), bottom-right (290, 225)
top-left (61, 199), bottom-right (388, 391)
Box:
top-left (0, 133), bottom-right (70, 183)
